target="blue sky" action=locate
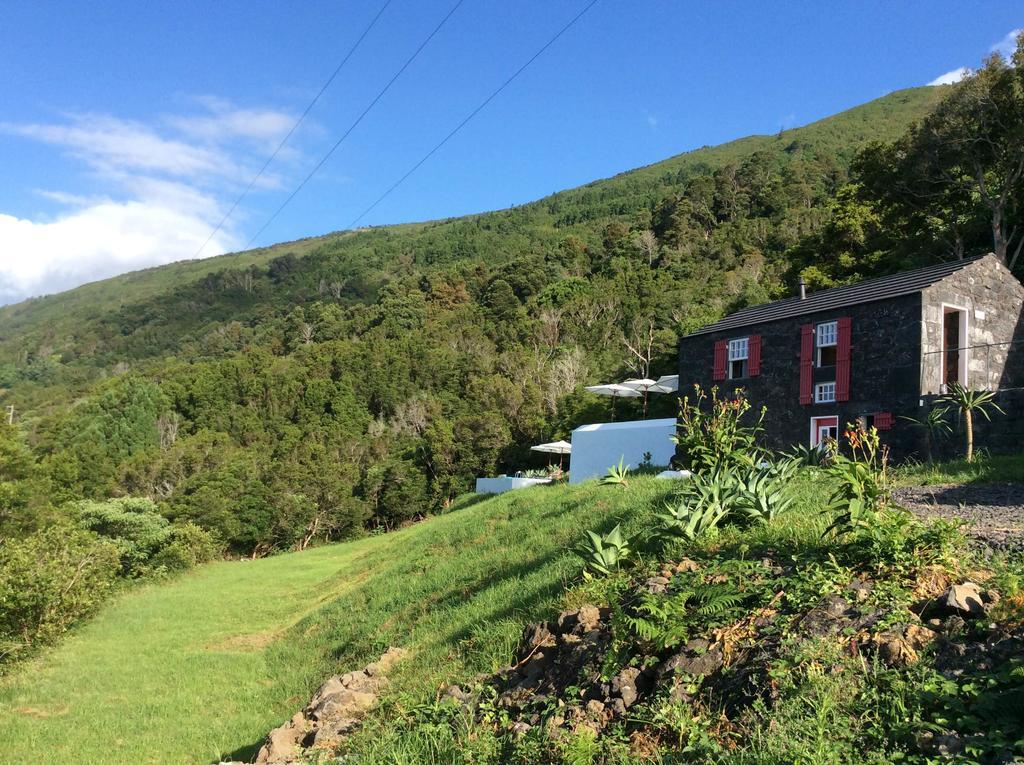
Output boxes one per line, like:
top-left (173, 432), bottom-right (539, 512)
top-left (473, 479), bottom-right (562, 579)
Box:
top-left (0, 1), bottom-right (1020, 304)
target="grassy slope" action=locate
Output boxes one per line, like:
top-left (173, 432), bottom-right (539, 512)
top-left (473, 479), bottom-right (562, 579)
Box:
top-left (0, 87), bottom-right (945, 354)
top-left (0, 478), bottom-right (676, 765)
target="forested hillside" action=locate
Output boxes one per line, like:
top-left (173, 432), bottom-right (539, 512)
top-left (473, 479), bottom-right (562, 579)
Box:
top-left (1, 56), bottom-right (1021, 567)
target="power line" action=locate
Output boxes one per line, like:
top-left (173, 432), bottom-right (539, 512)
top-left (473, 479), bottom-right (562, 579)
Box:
top-left (244, 0), bottom-right (466, 250)
top-left (350, 0), bottom-right (599, 228)
top-left (191, 0), bottom-right (394, 260)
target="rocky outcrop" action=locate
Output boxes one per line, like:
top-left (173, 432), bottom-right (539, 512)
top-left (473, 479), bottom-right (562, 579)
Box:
top-left (221, 647), bottom-right (407, 765)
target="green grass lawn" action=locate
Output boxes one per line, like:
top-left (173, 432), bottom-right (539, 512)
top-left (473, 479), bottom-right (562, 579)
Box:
top-left (893, 452), bottom-right (1024, 486)
top-left (0, 478), bottom-right (675, 765)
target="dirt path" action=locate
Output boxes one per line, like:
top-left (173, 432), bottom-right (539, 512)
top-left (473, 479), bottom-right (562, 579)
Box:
top-left (892, 482), bottom-right (1024, 552)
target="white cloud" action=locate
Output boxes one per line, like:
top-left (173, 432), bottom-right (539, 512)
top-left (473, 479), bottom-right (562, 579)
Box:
top-left (991, 28), bottom-right (1023, 58)
top-left (0, 201), bottom-right (240, 304)
top-left (927, 28), bottom-right (1024, 87)
top-left (928, 66), bottom-right (971, 86)
top-left (0, 99), bottom-right (299, 304)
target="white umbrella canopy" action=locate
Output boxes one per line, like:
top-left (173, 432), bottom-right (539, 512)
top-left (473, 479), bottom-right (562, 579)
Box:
top-left (584, 383), bottom-right (640, 421)
top-left (584, 383), bottom-right (642, 397)
top-left (620, 378), bottom-right (664, 418)
top-left (530, 440), bottom-right (572, 455)
top-left (652, 374), bottom-right (679, 393)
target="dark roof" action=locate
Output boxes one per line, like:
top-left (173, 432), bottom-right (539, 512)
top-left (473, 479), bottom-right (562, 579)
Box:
top-left (686, 255), bottom-right (988, 337)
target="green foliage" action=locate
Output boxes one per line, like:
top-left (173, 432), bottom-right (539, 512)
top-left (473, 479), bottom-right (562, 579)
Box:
top-left (600, 457), bottom-right (630, 487)
top-left (942, 382), bottom-right (1007, 462)
top-left (73, 497), bottom-right (218, 577)
top-left (900, 404), bottom-right (952, 463)
top-left (577, 524), bottom-right (633, 577)
top-left (656, 492), bottom-right (728, 542)
top-left (673, 385), bottom-right (766, 472)
top-left (824, 426), bottom-right (891, 539)
top-left (0, 85), bottom-right (952, 559)
top-left (0, 526), bottom-right (119, 664)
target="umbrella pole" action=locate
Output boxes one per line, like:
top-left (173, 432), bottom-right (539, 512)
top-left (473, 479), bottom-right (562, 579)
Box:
top-left (642, 390), bottom-right (649, 419)
top-left (611, 394), bottom-right (617, 422)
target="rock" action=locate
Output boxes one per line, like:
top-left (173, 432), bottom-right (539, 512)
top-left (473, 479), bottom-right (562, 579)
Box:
top-left (645, 576), bottom-right (670, 594)
top-left (577, 605), bottom-right (602, 632)
top-left (523, 622), bottom-right (557, 649)
top-left (943, 583), bottom-right (987, 618)
top-left (661, 644), bottom-right (724, 678)
top-left (675, 558), bottom-right (700, 573)
top-left (846, 578), bottom-right (873, 603)
top-left (798, 595), bottom-right (853, 636)
top-left (311, 717), bottom-right (359, 747)
top-left (904, 624), bottom-right (936, 651)
top-left (254, 712), bottom-right (306, 764)
top-left (611, 667), bottom-right (641, 708)
top-left (443, 684), bottom-right (472, 705)
top-left (309, 688), bottom-right (378, 721)
top-left (585, 699), bottom-right (606, 718)
top-left (509, 721), bottom-right (532, 738)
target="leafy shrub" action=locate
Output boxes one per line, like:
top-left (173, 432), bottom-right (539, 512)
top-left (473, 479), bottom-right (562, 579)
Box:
top-left (673, 385), bottom-right (766, 472)
top-left (148, 522), bottom-right (221, 573)
top-left (74, 497), bottom-right (218, 577)
top-left (74, 497), bottom-right (173, 577)
top-left (0, 526), bottom-right (119, 663)
top-left (578, 525), bottom-right (633, 577)
top-left (823, 426), bottom-right (890, 539)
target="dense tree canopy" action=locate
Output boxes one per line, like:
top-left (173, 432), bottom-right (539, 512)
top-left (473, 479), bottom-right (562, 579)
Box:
top-left (4, 76), bottom-right (1017, 557)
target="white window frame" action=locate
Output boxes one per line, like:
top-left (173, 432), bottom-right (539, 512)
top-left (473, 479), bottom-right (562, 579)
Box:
top-left (815, 381), bottom-right (836, 404)
top-left (728, 337), bottom-right (749, 362)
top-left (816, 321), bottom-right (837, 367)
top-left (728, 337), bottom-right (749, 379)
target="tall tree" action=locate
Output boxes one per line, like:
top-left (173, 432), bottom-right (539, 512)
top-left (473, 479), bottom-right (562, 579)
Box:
top-left (856, 34), bottom-right (1024, 269)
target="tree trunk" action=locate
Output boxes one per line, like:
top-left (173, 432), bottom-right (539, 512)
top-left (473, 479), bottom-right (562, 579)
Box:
top-left (992, 203), bottom-right (1009, 264)
top-left (965, 408), bottom-right (975, 463)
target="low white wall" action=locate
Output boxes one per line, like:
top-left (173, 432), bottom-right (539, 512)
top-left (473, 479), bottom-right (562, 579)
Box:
top-left (475, 476), bottom-right (551, 494)
top-left (569, 418), bottom-right (677, 484)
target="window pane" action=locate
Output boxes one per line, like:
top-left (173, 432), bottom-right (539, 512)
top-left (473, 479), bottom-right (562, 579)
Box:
top-left (728, 337), bottom-right (748, 361)
top-left (817, 321), bottom-right (837, 347)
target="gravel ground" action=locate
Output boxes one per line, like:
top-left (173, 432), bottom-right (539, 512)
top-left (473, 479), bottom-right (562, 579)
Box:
top-left (892, 482), bottom-right (1024, 552)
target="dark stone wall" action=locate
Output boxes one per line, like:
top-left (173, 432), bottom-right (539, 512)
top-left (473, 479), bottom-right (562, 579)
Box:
top-left (677, 294), bottom-right (924, 456)
top-left (919, 255), bottom-right (1024, 394)
top-left (923, 389), bottom-right (1024, 460)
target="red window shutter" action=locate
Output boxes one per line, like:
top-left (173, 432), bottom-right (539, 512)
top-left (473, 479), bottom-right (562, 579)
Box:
top-left (799, 325), bottom-right (814, 404)
top-left (874, 412), bottom-right (893, 430)
top-left (713, 340), bottom-right (727, 381)
top-left (748, 335), bottom-right (762, 377)
top-left (836, 317), bottom-right (852, 402)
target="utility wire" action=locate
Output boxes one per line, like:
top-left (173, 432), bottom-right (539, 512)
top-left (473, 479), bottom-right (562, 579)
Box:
top-left (350, 0), bottom-right (599, 228)
top-left (191, 0), bottom-right (393, 259)
top-left (244, 0), bottom-right (466, 250)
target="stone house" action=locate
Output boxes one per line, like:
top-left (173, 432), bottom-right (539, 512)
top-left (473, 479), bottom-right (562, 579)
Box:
top-left (677, 254), bottom-right (1024, 456)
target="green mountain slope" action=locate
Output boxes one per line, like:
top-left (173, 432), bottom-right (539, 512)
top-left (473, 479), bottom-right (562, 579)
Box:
top-left (0, 86), bottom-right (942, 358)
top-left (0, 85), bottom-right (948, 554)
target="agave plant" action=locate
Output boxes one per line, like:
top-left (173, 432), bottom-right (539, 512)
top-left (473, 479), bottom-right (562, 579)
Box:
top-left (601, 457), bottom-right (630, 487)
top-left (578, 524), bottom-right (633, 576)
top-left (736, 464), bottom-right (795, 522)
top-left (656, 496), bottom-right (728, 542)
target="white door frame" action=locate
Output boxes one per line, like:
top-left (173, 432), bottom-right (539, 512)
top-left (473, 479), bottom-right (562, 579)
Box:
top-left (810, 415), bottom-right (839, 447)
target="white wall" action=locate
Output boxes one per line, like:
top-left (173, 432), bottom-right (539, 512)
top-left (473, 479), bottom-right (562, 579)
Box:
top-left (569, 418), bottom-right (677, 484)
top-left (475, 476), bottom-right (550, 494)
